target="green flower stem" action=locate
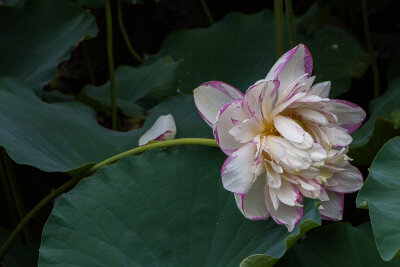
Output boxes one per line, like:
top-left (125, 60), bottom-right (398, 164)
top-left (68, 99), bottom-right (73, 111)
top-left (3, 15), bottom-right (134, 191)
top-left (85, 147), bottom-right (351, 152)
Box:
top-left (0, 149), bottom-right (33, 244)
top-left (200, 0), bottom-right (214, 25)
top-left (361, 0), bottom-right (380, 98)
top-left (274, 0), bottom-right (285, 59)
top-left (284, 0), bottom-right (296, 47)
top-left (104, 0), bottom-right (117, 130)
top-left (82, 42), bottom-right (96, 85)
top-left (0, 138), bottom-right (218, 261)
top-left (117, 0), bottom-right (144, 64)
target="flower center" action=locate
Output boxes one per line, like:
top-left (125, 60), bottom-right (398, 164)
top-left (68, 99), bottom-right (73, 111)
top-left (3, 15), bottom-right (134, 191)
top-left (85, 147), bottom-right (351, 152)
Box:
top-left (262, 123), bottom-right (280, 137)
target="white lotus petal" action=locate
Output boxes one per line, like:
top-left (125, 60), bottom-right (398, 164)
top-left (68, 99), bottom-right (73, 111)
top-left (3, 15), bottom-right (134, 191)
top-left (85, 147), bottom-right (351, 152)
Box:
top-left (138, 114), bottom-right (176, 146)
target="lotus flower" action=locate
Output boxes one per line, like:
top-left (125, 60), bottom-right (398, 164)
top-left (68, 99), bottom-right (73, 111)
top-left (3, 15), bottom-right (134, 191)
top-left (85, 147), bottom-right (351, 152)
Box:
top-left (193, 44), bottom-right (366, 231)
top-left (138, 114), bottom-right (176, 146)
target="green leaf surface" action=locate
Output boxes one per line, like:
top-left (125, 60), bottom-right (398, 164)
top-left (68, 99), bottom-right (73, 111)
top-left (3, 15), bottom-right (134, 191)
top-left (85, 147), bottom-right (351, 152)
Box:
top-left (0, 77), bottom-right (212, 173)
top-left (348, 119), bottom-right (400, 167)
top-left (276, 223), bottom-right (400, 266)
top-left (0, 227), bottom-right (38, 267)
top-left (352, 78), bottom-right (400, 148)
top-left (0, 0), bottom-right (98, 94)
top-left (356, 137), bottom-right (400, 261)
top-left (81, 57), bottom-right (181, 117)
top-left (153, 10), bottom-right (368, 97)
top-left (39, 146), bottom-right (320, 266)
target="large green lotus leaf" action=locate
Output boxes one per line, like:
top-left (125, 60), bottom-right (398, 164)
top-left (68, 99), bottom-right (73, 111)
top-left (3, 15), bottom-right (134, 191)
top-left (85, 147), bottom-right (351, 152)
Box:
top-left (153, 10), bottom-right (368, 97)
top-left (0, 77), bottom-right (211, 174)
top-left (0, 0), bottom-right (98, 94)
top-left (276, 223), bottom-right (400, 266)
top-left (81, 56), bottom-right (181, 117)
top-left (352, 78), bottom-right (400, 148)
top-left (356, 137), bottom-right (400, 261)
top-left (348, 119), bottom-right (400, 167)
top-left (39, 146), bottom-right (321, 266)
top-left (0, 77), bottom-right (146, 173)
top-left (0, 227), bottom-right (38, 266)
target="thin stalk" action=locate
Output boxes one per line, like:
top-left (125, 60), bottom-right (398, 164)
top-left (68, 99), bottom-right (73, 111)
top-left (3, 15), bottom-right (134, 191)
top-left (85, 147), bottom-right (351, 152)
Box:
top-left (200, 0), bottom-right (214, 25)
top-left (361, 0), bottom-right (379, 98)
top-left (274, 0), bottom-right (285, 59)
top-left (0, 138), bottom-right (218, 261)
top-left (285, 0), bottom-right (296, 47)
top-left (1, 149), bottom-right (33, 243)
top-left (117, 0), bottom-right (144, 64)
top-left (82, 42), bottom-right (96, 85)
top-left (104, 0), bottom-right (117, 130)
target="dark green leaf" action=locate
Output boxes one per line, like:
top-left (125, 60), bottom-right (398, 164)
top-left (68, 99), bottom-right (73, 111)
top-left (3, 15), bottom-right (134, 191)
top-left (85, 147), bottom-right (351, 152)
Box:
top-left (0, 227), bottom-right (38, 267)
top-left (277, 223), bottom-right (400, 266)
top-left (0, 0), bottom-right (98, 94)
top-left (352, 78), bottom-right (400, 148)
top-left (39, 146), bottom-right (320, 266)
top-left (348, 119), bottom-right (400, 167)
top-left (357, 137), bottom-right (400, 261)
top-left (153, 10), bottom-right (368, 97)
top-left (81, 56), bottom-right (181, 117)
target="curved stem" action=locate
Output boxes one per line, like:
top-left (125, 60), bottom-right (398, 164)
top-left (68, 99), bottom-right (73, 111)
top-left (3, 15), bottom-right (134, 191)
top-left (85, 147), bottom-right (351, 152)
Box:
top-left (117, 0), bottom-right (144, 64)
top-left (274, 0), bottom-right (285, 59)
top-left (284, 0), bottom-right (296, 47)
top-left (104, 0), bottom-right (117, 130)
top-left (361, 0), bottom-right (379, 98)
top-left (0, 138), bottom-right (218, 261)
top-left (199, 0), bottom-right (214, 25)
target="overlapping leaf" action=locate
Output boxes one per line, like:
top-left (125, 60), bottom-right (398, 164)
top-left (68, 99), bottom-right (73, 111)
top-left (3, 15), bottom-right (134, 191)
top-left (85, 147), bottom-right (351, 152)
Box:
top-left (277, 223), bottom-right (400, 266)
top-left (0, 0), bottom-right (98, 94)
top-left (39, 146), bottom-right (320, 266)
top-left (81, 57), bottom-right (181, 117)
top-left (356, 137), bottom-right (400, 261)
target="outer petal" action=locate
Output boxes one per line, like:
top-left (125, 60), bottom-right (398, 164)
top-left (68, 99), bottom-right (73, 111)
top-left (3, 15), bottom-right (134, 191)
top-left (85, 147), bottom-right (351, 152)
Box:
top-left (307, 81), bottom-right (331, 98)
top-left (265, 44), bottom-right (313, 96)
top-left (221, 142), bottom-right (257, 194)
top-left (234, 175), bottom-right (270, 220)
top-left (325, 163), bottom-right (363, 193)
top-left (214, 99), bottom-right (248, 154)
top-left (243, 80), bottom-right (278, 119)
top-left (327, 99), bottom-right (366, 133)
top-left (194, 81), bottom-right (244, 126)
top-left (138, 114), bottom-right (176, 146)
top-left (321, 126), bottom-right (352, 148)
top-left (319, 191), bottom-right (344, 220)
top-left (264, 189), bottom-right (303, 232)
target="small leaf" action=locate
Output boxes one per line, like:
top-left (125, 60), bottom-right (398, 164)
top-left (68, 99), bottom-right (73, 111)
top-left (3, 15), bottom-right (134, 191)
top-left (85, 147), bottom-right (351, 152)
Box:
top-left (352, 78), bottom-right (400, 148)
top-left (81, 56), bottom-right (181, 117)
top-left (348, 119), bottom-right (400, 167)
top-left (356, 137), bottom-right (400, 261)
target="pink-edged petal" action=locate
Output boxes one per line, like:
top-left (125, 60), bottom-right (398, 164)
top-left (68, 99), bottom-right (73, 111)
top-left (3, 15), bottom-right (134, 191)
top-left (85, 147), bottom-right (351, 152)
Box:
top-left (274, 115), bottom-right (313, 149)
top-left (243, 80), bottom-right (279, 118)
top-left (327, 99), bottom-right (366, 133)
top-left (138, 114), bottom-right (176, 146)
top-left (325, 163), bottom-right (363, 193)
top-left (234, 175), bottom-right (270, 220)
top-left (295, 108), bottom-right (328, 126)
top-left (276, 179), bottom-right (300, 206)
top-left (264, 189), bottom-right (303, 232)
top-left (321, 126), bottom-right (352, 147)
top-left (319, 191), bottom-right (344, 221)
top-left (221, 142), bottom-right (257, 194)
top-left (266, 162), bottom-right (282, 189)
top-left (213, 99), bottom-right (248, 155)
top-left (229, 117), bottom-right (264, 143)
top-left (265, 44), bottom-right (313, 96)
top-left (308, 81), bottom-right (331, 98)
top-left (194, 81), bottom-right (244, 126)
